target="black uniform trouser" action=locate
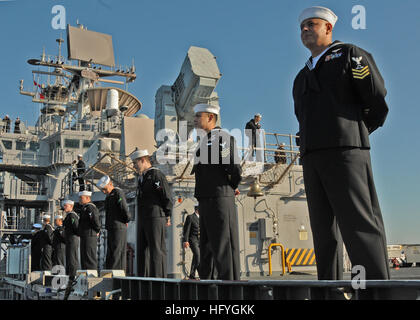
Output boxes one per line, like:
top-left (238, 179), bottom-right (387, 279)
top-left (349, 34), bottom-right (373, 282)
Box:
top-left (31, 252), bottom-right (41, 271)
top-left (106, 228), bottom-right (127, 271)
top-left (52, 245), bottom-right (66, 268)
top-left (80, 236), bottom-right (98, 270)
top-left (137, 216), bottom-right (167, 278)
top-left (41, 248), bottom-right (53, 271)
top-left (189, 239), bottom-right (200, 278)
top-left (302, 147), bottom-right (390, 280)
top-left (65, 237), bottom-right (80, 279)
top-left (199, 197), bottom-right (240, 280)
top-left (78, 178), bottom-right (85, 191)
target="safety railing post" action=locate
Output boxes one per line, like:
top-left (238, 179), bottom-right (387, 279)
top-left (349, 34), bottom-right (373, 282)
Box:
top-left (268, 243), bottom-right (286, 276)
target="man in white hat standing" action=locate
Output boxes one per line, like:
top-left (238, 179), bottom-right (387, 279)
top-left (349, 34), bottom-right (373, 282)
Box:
top-left (30, 223), bottom-right (43, 271)
top-left (130, 149), bottom-right (173, 278)
top-left (78, 191), bottom-right (101, 270)
top-left (62, 200), bottom-right (80, 280)
top-left (76, 154), bottom-right (86, 192)
top-left (52, 215), bottom-right (66, 268)
top-left (245, 113), bottom-right (263, 161)
top-left (293, 6), bottom-right (390, 283)
top-left (40, 214), bottom-right (54, 271)
top-left (192, 103), bottom-right (242, 280)
top-left (97, 175), bottom-right (131, 271)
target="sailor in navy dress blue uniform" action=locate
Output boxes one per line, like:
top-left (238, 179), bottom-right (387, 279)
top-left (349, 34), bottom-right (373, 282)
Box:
top-left (62, 199), bottom-right (80, 280)
top-left (97, 175), bottom-right (131, 271)
top-left (40, 214), bottom-right (54, 271)
top-left (293, 6), bottom-right (390, 281)
top-left (30, 223), bottom-right (43, 271)
top-left (52, 215), bottom-right (66, 268)
top-left (131, 149), bottom-right (173, 278)
top-left (192, 103), bottom-right (242, 281)
top-left (77, 191), bottom-right (101, 270)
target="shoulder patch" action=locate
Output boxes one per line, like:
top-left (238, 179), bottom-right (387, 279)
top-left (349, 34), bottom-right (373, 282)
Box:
top-left (351, 55), bottom-right (370, 79)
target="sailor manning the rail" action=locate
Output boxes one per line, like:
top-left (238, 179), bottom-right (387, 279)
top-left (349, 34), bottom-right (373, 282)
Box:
top-left (97, 175), bottom-right (131, 271)
top-left (52, 215), bottom-right (66, 268)
top-left (77, 191), bottom-right (101, 270)
top-left (30, 223), bottom-right (43, 272)
top-left (293, 6), bottom-right (390, 281)
top-left (131, 149), bottom-right (173, 278)
top-left (192, 103), bottom-right (242, 280)
top-left (40, 214), bottom-right (54, 271)
top-left (62, 199), bottom-right (80, 280)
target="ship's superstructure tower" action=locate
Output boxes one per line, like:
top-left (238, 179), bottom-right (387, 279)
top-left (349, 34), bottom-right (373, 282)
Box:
top-left (0, 24), bottom-right (145, 273)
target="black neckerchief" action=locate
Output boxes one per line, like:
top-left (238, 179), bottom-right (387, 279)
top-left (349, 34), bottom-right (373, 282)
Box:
top-left (305, 40), bottom-right (343, 70)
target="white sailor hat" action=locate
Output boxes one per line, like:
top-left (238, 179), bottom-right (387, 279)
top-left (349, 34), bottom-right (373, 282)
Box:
top-left (77, 154), bottom-right (83, 158)
top-left (299, 6), bottom-right (338, 28)
top-left (193, 103), bottom-right (220, 115)
top-left (42, 214), bottom-right (51, 220)
top-left (78, 191), bottom-right (92, 197)
top-left (33, 223), bottom-right (42, 229)
top-left (22, 239), bottom-right (30, 243)
top-left (62, 199), bottom-right (74, 206)
top-left (130, 149), bottom-right (149, 161)
top-left (55, 215), bottom-right (63, 220)
top-left (96, 175), bottom-right (111, 189)
top-left (255, 113), bottom-right (262, 118)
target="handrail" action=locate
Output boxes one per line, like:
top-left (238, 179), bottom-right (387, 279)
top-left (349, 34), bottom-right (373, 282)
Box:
top-left (268, 243), bottom-right (286, 276)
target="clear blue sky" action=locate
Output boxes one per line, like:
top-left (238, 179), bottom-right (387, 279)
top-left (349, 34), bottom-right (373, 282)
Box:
top-left (1, 0), bottom-right (419, 244)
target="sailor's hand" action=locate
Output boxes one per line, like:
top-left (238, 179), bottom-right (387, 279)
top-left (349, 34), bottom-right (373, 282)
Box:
top-left (183, 242), bottom-right (190, 248)
top-left (166, 217), bottom-right (171, 227)
top-left (234, 189), bottom-right (240, 196)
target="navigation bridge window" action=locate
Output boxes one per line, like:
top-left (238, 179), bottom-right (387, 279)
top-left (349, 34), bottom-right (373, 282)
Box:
top-left (64, 139), bottom-right (80, 149)
top-left (16, 141), bottom-right (26, 151)
top-left (1, 140), bottom-right (12, 150)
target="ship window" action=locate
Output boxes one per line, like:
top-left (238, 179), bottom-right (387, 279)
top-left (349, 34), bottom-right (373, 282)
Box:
top-left (2, 140), bottom-right (12, 150)
top-left (64, 139), bottom-right (80, 148)
top-left (83, 140), bottom-right (93, 148)
top-left (29, 141), bottom-right (40, 152)
top-left (16, 141), bottom-right (27, 151)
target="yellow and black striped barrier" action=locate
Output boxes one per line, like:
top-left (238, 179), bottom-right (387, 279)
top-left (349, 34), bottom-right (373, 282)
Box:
top-left (285, 248), bottom-right (316, 267)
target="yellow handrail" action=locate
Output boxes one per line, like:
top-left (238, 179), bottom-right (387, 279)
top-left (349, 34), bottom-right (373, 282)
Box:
top-left (268, 243), bottom-right (286, 276)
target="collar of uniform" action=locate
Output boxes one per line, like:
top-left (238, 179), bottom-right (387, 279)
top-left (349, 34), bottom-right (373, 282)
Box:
top-left (305, 40), bottom-right (343, 70)
top-left (209, 126), bottom-right (222, 135)
top-left (141, 167), bottom-right (157, 180)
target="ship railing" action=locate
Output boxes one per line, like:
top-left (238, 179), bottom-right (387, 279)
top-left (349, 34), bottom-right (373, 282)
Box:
top-left (239, 132), bottom-right (300, 165)
top-left (60, 118), bottom-right (121, 134)
top-left (7, 178), bottom-right (47, 200)
top-left (61, 167), bottom-right (81, 198)
top-left (19, 181), bottom-right (46, 196)
top-left (61, 152), bottom-right (136, 197)
top-left (0, 152), bottom-right (49, 167)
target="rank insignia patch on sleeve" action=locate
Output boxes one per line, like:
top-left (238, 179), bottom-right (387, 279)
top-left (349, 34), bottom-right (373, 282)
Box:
top-left (352, 65), bottom-right (370, 79)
